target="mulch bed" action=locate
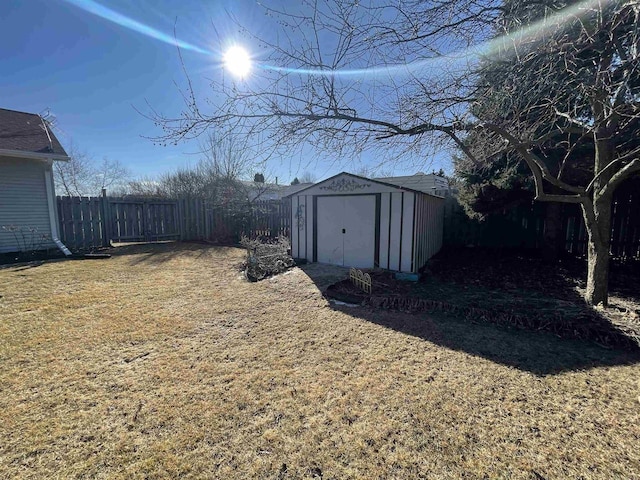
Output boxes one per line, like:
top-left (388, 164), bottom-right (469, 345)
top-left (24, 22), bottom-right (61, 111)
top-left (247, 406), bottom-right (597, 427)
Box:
top-left (325, 249), bottom-right (640, 350)
top-left (0, 250), bottom-right (67, 266)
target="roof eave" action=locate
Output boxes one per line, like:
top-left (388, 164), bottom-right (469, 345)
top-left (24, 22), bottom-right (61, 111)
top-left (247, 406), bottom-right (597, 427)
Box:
top-left (0, 148), bottom-right (70, 162)
top-left (284, 171), bottom-right (444, 198)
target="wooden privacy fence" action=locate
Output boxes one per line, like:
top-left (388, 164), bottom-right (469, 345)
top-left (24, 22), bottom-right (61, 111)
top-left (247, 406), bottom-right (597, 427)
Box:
top-left (57, 196), bottom-right (107, 250)
top-left (564, 179), bottom-right (640, 258)
top-left (57, 195), bottom-right (291, 250)
top-left (443, 177), bottom-right (640, 259)
top-left (176, 198), bottom-right (291, 243)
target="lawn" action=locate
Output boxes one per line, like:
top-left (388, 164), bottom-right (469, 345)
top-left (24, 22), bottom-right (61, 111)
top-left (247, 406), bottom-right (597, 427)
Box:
top-left (0, 242), bottom-right (639, 479)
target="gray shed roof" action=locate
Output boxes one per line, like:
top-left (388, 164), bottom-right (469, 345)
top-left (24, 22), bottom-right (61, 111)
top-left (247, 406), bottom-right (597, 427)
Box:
top-left (375, 173), bottom-right (449, 194)
top-left (285, 172), bottom-right (444, 198)
top-left (0, 108), bottom-right (68, 157)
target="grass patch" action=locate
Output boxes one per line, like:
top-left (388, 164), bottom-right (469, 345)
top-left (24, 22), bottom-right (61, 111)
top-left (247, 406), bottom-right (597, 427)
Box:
top-left (1, 242), bottom-right (639, 479)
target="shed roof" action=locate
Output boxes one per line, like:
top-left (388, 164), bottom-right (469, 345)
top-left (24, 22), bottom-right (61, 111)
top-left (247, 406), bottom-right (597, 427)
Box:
top-left (0, 108), bottom-right (68, 157)
top-left (285, 172), bottom-right (444, 198)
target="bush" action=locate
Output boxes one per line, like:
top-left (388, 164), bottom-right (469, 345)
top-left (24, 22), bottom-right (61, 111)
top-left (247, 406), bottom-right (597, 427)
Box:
top-left (1, 225), bottom-right (50, 253)
top-left (241, 236), bottom-right (295, 281)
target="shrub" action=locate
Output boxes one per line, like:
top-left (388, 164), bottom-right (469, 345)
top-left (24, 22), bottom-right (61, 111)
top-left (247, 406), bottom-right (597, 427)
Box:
top-left (241, 236), bottom-right (294, 281)
top-left (1, 225), bottom-right (50, 253)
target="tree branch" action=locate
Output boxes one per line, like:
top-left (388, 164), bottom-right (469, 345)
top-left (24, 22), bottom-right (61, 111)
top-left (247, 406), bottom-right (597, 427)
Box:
top-left (482, 123), bottom-right (586, 196)
top-left (600, 158), bottom-right (640, 197)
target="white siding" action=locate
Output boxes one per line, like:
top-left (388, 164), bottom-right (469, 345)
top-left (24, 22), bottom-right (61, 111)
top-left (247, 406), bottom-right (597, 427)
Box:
top-left (412, 193), bottom-right (445, 270)
top-left (400, 192), bottom-right (415, 272)
top-left (296, 196), bottom-right (308, 260)
top-left (0, 156), bottom-right (55, 253)
top-left (291, 196), bottom-right (300, 258)
top-left (304, 195), bottom-right (313, 263)
top-left (387, 192), bottom-right (402, 271)
top-left (291, 194), bottom-right (312, 261)
top-left (378, 192), bottom-right (391, 269)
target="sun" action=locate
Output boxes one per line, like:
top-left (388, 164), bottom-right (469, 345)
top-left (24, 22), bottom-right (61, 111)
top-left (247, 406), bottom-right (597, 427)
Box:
top-left (223, 46), bottom-right (252, 78)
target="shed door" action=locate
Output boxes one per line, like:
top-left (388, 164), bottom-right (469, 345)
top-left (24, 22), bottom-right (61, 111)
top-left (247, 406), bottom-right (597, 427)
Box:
top-left (316, 195), bottom-right (376, 268)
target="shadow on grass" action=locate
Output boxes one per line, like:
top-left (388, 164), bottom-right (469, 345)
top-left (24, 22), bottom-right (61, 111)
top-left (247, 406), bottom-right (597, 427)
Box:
top-left (109, 241), bottom-right (240, 266)
top-left (0, 261), bottom-right (46, 272)
top-left (338, 304), bottom-right (639, 376)
top-left (299, 262), bottom-right (640, 376)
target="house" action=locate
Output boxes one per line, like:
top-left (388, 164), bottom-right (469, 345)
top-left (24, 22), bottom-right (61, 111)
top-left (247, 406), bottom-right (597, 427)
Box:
top-left (376, 172), bottom-right (451, 197)
top-left (287, 172), bottom-right (445, 273)
top-left (243, 180), bottom-right (314, 201)
top-left (0, 108), bottom-right (71, 254)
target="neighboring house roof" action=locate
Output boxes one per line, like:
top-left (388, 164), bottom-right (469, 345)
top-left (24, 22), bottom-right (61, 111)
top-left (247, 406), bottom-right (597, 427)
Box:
top-left (0, 108), bottom-right (68, 158)
top-left (375, 173), bottom-right (449, 194)
top-left (285, 172), bottom-right (445, 198)
top-left (279, 183), bottom-right (314, 197)
top-left (242, 181), bottom-right (314, 200)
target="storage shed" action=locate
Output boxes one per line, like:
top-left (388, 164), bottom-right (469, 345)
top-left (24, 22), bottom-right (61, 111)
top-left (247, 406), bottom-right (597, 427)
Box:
top-left (287, 172), bottom-right (445, 273)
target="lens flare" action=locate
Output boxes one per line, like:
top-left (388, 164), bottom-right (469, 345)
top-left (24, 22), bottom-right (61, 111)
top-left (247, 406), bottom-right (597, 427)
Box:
top-left (62, 0), bottom-right (608, 78)
top-left (61, 0), bottom-right (211, 55)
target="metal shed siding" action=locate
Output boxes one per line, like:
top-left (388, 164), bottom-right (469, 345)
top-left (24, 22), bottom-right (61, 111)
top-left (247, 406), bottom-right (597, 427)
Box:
top-left (412, 192), bottom-right (445, 271)
top-left (378, 192), bottom-right (391, 269)
top-left (0, 156), bottom-right (55, 253)
top-left (387, 192), bottom-right (402, 271)
top-left (304, 195), bottom-right (313, 262)
top-left (400, 192), bottom-right (415, 272)
top-left (292, 195), bottom-right (299, 258)
top-left (291, 194), bottom-right (312, 262)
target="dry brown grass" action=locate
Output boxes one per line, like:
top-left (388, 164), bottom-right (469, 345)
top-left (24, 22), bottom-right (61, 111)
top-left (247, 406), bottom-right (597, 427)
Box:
top-left (1, 242), bottom-right (639, 479)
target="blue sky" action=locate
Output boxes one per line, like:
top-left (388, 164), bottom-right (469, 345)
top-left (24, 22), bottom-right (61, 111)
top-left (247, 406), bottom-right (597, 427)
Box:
top-left (2, 0), bottom-right (451, 184)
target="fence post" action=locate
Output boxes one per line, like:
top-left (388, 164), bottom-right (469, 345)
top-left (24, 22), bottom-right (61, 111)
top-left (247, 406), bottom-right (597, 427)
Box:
top-left (142, 201), bottom-right (149, 242)
top-left (176, 198), bottom-right (183, 241)
top-left (101, 188), bottom-right (112, 247)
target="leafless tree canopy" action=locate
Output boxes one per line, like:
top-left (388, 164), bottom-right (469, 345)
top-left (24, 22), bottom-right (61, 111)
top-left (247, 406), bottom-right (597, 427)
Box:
top-left (126, 132), bottom-right (267, 206)
top-left (54, 143), bottom-right (130, 196)
top-left (149, 1), bottom-right (506, 163)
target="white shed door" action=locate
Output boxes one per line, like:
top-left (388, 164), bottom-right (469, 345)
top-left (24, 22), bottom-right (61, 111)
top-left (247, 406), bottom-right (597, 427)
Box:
top-left (316, 195), bottom-right (376, 268)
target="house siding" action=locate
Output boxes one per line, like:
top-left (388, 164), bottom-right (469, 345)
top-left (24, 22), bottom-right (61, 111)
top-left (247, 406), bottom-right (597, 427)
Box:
top-left (0, 156), bottom-right (55, 253)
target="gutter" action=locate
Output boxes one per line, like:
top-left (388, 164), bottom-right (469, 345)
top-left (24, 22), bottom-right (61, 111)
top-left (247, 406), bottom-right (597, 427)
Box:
top-left (42, 158), bottom-right (72, 256)
top-left (52, 238), bottom-right (72, 256)
top-left (0, 148), bottom-right (70, 162)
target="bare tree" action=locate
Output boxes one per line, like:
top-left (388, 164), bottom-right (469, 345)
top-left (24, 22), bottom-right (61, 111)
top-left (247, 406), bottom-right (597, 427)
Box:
top-left (126, 133), bottom-right (258, 205)
top-left (125, 176), bottom-right (164, 197)
top-left (94, 157), bottom-right (130, 194)
top-left (149, 0), bottom-right (640, 305)
top-left (54, 143), bottom-right (130, 196)
top-left (198, 131), bottom-right (253, 180)
top-left (298, 171), bottom-right (317, 183)
top-left (53, 143), bottom-right (93, 196)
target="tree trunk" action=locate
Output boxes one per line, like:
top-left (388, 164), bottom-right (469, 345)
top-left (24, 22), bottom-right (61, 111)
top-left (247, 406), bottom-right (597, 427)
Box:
top-left (581, 195), bottom-right (612, 306)
top-left (542, 202), bottom-right (563, 263)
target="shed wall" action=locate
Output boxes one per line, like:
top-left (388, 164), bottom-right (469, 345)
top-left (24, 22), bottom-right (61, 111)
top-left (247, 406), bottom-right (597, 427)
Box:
top-left (0, 156), bottom-right (56, 253)
top-left (289, 173), bottom-right (443, 273)
top-left (400, 192), bottom-right (415, 272)
top-left (412, 193), bottom-right (445, 271)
